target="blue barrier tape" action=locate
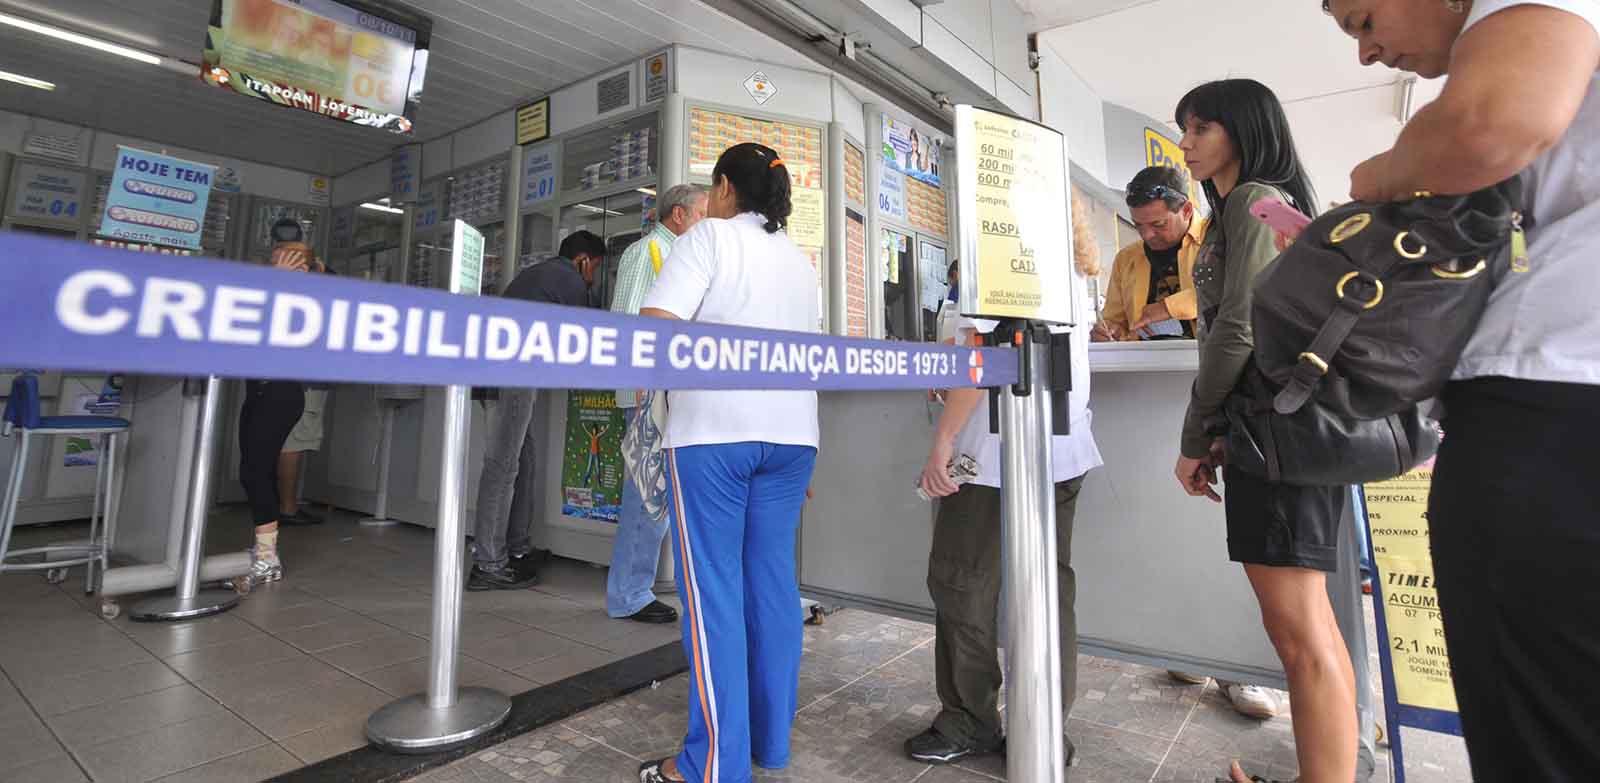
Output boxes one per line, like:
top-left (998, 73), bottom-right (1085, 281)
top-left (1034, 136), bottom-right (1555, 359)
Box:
top-left (0, 235), bottom-right (1019, 391)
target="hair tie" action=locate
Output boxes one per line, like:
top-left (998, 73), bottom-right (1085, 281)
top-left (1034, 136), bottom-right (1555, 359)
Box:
top-left (768, 158), bottom-right (786, 169)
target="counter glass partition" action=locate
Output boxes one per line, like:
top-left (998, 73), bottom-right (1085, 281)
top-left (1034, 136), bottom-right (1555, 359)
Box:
top-left (558, 192), bottom-right (650, 310)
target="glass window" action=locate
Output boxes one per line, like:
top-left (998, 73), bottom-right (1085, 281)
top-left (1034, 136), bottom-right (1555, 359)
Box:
top-left (558, 190), bottom-right (652, 309)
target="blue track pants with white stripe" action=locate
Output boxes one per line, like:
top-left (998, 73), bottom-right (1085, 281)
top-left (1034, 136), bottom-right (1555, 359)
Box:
top-left (667, 443), bottom-right (817, 783)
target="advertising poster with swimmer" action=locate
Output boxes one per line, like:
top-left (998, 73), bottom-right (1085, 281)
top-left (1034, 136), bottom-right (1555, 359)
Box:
top-left (203, 0), bottom-right (424, 133)
top-left (561, 391), bottom-right (626, 523)
top-left (882, 115), bottom-right (942, 188)
top-left (98, 147), bottom-right (215, 251)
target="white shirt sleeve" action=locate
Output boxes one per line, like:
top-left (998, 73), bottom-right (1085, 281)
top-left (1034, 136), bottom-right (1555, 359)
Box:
top-left (1465, 0), bottom-right (1600, 36)
top-left (642, 220), bottom-right (717, 320)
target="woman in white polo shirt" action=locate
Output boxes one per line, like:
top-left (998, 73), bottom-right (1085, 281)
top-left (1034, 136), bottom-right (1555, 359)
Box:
top-left (637, 142), bottom-right (820, 783)
top-left (1318, 0), bottom-right (1599, 779)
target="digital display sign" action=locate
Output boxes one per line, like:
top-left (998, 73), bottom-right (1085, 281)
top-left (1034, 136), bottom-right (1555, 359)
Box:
top-left (202, 0), bottom-right (431, 135)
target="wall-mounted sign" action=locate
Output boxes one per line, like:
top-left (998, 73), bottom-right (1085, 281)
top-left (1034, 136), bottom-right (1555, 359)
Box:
top-left (330, 205), bottom-right (356, 251)
top-left (7, 163), bottom-right (86, 224)
top-left (308, 175), bottom-right (331, 206)
top-left (1144, 127), bottom-right (1200, 204)
top-left (743, 71), bottom-right (777, 105)
top-left (521, 142), bottom-right (558, 209)
top-left (516, 98), bottom-right (550, 145)
top-left (883, 115), bottom-right (942, 188)
top-left (391, 144), bottom-right (421, 201)
top-left (22, 133), bottom-right (84, 165)
top-left (597, 71), bottom-right (631, 114)
top-left (788, 188), bottom-right (825, 249)
top-left (643, 52), bottom-right (670, 104)
top-left (98, 147), bottom-right (215, 250)
top-left (877, 165), bottom-right (905, 222)
top-left (955, 105), bottom-right (1075, 324)
top-left (413, 179), bottom-right (442, 233)
top-left (214, 165), bottom-right (243, 194)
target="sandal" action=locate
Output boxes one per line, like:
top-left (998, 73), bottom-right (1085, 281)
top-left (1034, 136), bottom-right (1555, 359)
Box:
top-left (1215, 760), bottom-right (1292, 783)
top-left (639, 758), bottom-right (686, 783)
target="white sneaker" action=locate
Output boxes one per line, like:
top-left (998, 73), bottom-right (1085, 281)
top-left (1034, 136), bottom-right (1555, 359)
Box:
top-left (1223, 682), bottom-right (1279, 719)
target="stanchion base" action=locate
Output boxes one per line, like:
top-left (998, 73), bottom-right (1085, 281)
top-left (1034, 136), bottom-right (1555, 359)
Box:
top-left (129, 589), bottom-right (240, 622)
top-left (366, 687), bottom-right (511, 753)
top-left (360, 517), bottom-right (401, 527)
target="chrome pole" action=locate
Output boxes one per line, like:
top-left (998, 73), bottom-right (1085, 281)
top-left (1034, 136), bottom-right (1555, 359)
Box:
top-left (131, 376), bottom-right (240, 621)
top-left (360, 403), bottom-right (400, 527)
top-left (367, 383), bottom-right (509, 752)
top-left (1000, 329), bottom-right (1065, 783)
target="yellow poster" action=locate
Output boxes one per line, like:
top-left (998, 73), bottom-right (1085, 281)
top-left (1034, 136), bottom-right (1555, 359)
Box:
top-left (1365, 462), bottom-right (1459, 714)
top-left (959, 107), bottom-right (1072, 323)
top-left (1144, 128), bottom-right (1201, 204)
top-left (788, 187), bottom-right (825, 249)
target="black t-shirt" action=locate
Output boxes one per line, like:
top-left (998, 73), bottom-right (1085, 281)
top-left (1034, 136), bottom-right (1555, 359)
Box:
top-left (1145, 243), bottom-right (1194, 339)
top-left (1145, 244), bottom-right (1182, 305)
top-left (503, 257), bottom-right (589, 307)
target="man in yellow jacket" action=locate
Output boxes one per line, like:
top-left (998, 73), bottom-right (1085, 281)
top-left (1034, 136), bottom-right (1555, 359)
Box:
top-left (1092, 166), bottom-right (1204, 342)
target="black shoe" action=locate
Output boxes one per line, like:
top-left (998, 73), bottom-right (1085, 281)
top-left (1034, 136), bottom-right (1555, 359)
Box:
top-left (279, 509), bottom-right (323, 526)
top-left (638, 758), bottom-right (685, 782)
top-left (624, 600), bottom-right (679, 624)
top-left (905, 727), bottom-right (997, 765)
top-left (507, 552), bottom-right (543, 585)
top-left (466, 564), bottom-right (538, 592)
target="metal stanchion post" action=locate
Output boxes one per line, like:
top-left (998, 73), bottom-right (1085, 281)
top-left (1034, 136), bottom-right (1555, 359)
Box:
top-left (999, 325), bottom-right (1066, 783)
top-left (360, 403), bottom-right (400, 527)
top-left (366, 384), bottom-right (510, 751)
top-left (131, 376), bottom-right (241, 621)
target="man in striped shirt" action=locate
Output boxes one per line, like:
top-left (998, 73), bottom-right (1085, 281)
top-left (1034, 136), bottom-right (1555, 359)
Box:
top-left (605, 183), bottom-right (707, 624)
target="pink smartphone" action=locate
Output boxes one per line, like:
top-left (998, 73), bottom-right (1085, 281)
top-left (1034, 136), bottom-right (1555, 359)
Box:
top-left (1250, 196), bottom-right (1312, 235)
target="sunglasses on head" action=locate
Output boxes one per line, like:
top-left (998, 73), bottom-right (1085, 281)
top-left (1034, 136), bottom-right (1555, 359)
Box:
top-left (1132, 184), bottom-right (1188, 204)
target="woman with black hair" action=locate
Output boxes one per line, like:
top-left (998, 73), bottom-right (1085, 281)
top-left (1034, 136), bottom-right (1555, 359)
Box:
top-left (1169, 80), bottom-right (1356, 783)
top-left (637, 142), bottom-right (820, 783)
top-left (238, 218), bottom-right (318, 587)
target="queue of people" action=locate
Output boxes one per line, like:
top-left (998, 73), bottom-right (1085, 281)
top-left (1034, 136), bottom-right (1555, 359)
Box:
top-left (221, 2), bottom-right (1596, 780)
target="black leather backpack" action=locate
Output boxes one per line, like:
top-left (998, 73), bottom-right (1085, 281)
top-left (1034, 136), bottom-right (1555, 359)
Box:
top-left (1223, 179), bottom-right (1525, 486)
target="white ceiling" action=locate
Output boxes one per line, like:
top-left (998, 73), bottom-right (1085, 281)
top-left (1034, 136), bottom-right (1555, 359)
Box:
top-left (0, 0), bottom-right (812, 175)
top-left (1014, 0), bottom-right (1161, 30)
top-left (1038, 0), bottom-right (1406, 122)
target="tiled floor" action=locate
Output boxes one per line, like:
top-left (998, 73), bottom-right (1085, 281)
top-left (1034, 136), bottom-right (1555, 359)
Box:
top-left (0, 510), bottom-right (683, 783)
top-left (415, 608), bottom-right (1476, 783)
top-left (1, 509), bottom-right (1473, 783)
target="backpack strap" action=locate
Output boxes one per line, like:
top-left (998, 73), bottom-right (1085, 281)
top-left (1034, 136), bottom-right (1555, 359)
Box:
top-left (1272, 269), bottom-right (1384, 414)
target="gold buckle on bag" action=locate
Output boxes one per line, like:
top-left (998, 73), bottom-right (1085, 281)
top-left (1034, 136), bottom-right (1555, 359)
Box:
top-left (1336, 272), bottom-right (1384, 310)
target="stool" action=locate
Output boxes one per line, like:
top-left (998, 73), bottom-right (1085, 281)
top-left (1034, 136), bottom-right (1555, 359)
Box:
top-left (0, 373), bottom-right (129, 593)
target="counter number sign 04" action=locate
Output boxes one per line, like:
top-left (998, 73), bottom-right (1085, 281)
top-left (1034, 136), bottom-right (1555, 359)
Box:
top-left (954, 105), bottom-right (1079, 325)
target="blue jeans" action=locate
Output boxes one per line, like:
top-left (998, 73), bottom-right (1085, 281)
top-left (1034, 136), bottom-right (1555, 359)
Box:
top-left (606, 407), bottom-right (671, 617)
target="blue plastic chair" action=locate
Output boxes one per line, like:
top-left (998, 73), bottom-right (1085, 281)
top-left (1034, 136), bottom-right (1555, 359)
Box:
top-left (1, 373), bottom-right (130, 593)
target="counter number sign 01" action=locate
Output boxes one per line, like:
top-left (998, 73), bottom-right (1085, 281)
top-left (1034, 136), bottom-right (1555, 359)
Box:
top-left (955, 105), bottom-right (1076, 325)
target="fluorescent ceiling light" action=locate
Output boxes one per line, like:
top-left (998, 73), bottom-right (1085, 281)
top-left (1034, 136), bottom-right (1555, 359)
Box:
top-left (574, 203), bottom-right (624, 217)
top-left (636, 188), bottom-right (656, 196)
top-left (0, 69), bottom-right (53, 91)
top-left (361, 202), bottom-right (404, 214)
top-left (0, 12), bottom-right (162, 66)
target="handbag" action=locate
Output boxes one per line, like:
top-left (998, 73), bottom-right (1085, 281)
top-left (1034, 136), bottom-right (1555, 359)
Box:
top-left (620, 390), bottom-right (670, 522)
top-left (1253, 179), bottom-right (1525, 419)
top-left (1223, 179), bottom-right (1523, 486)
top-left (1223, 362), bottom-right (1440, 487)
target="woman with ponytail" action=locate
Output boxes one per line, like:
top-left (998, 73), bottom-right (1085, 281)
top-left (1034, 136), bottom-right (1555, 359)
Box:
top-left (637, 143), bottom-right (819, 783)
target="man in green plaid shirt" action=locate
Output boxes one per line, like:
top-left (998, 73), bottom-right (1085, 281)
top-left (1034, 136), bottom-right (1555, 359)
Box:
top-left (606, 183), bottom-right (707, 624)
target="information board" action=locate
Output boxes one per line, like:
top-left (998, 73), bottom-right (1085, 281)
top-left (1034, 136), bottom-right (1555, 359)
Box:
top-left (1365, 462), bottom-right (1457, 712)
top-left (450, 220), bottom-right (483, 296)
top-left (98, 147), bottom-right (215, 250)
top-left (6, 163), bottom-right (86, 225)
top-left (955, 105), bottom-right (1075, 324)
top-left (561, 390), bottom-right (625, 523)
top-left (521, 142), bottom-right (558, 209)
